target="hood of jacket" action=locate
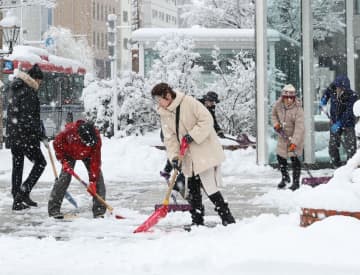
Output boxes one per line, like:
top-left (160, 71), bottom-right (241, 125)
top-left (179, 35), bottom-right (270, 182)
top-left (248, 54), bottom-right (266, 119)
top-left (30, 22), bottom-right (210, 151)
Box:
top-left (12, 71), bottom-right (40, 91)
top-left (157, 91), bottom-right (186, 115)
top-left (333, 75), bottom-right (351, 91)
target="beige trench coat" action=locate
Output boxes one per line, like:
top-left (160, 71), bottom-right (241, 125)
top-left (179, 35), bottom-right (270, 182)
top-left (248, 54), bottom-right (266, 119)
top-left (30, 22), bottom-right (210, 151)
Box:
top-left (158, 91), bottom-right (225, 177)
top-left (271, 97), bottom-right (305, 158)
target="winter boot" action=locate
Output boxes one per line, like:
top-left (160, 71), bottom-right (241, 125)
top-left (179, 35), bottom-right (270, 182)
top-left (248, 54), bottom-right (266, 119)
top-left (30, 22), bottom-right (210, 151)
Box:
top-left (289, 157), bottom-right (301, 191)
top-left (22, 193), bottom-right (38, 207)
top-left (12, 193), bottom-right (29, 211)
top-left (187, 175), bottom-right (205, 226)
top-left (209, 191), bottom-right (235, 226)
top-left (277, 155), bottom-right (290, 189)
top-left (277, 173), bottom-right (291, 189)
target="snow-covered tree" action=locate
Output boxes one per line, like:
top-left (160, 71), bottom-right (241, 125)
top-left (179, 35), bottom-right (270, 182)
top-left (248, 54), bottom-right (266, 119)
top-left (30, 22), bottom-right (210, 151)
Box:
top-left (82, 76), bottom-right (114, 137)
top-left (146, 33), bottom-right (203, 96)
top-left (180, 0), bottom-right (255, 28)
top-left (268, 0), bottom-right (345, 42)
top-left (118, 72), bottom-right (157, 136)
top-left (43, 26), bottom-right (94, 72)
top-left (209, 48), bottom-right (256, 135)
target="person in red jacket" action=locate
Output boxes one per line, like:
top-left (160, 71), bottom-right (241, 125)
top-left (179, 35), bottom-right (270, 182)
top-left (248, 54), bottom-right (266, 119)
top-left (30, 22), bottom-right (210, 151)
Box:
top-left (48, 120), bottom-right (106, 218)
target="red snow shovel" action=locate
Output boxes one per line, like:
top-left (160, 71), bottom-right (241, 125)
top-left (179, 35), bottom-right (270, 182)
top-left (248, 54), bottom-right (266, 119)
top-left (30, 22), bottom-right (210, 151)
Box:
top-left (134, 138), bottom-right (189, 233)
top-left (276, 129), bottom-right (331, 187)
top-left (65, 168), bottom-right (125, 219)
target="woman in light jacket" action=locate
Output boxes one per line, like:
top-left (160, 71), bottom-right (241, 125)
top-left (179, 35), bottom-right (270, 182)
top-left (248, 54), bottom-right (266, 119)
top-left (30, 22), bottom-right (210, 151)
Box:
top-left (272, 84), bottom-right (305, 191)
top-left (151, 82), bottom-right (235, 227)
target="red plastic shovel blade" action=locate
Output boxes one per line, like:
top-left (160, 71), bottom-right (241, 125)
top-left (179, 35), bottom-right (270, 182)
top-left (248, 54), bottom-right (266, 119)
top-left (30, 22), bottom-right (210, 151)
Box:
top-left (133, 205), bottom-right (169, 233)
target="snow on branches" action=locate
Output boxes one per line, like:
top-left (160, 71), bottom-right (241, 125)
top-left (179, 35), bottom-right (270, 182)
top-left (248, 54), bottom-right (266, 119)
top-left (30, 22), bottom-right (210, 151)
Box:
top-left (180, 0), bottom-right (255, 29)
top-left (146, 33), bottom-right (203, 97)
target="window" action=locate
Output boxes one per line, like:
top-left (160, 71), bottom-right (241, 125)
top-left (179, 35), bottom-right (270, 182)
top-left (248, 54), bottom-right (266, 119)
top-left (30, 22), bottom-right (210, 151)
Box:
top-left (123, 38), bottom-right (129, 50)
top-left (97, 3), bottom-right (99, 20)
top-left (93, 31), bottom-right (95, 47)
top-left (105, 5), bottom-right (108, 20)
top-left (166, 14), bottom-right (170, 23)
top-left (93, 1), bottom-right (95, 19)
top-left (152, 9), bottom-right (158, 18)
top-left (101, 4), bottom-right (103, 21)
top-left (101, 33), bottom-right (104, 49)
top-left (123, 11), bottom-right (128, 22)
top-left (97, 32), bottom-right (100, 49)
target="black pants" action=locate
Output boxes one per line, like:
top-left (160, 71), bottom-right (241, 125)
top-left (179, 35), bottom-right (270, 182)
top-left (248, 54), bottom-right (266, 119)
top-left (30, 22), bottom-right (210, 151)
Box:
top-left (11, 143), bottom-right (47, 198)
top-left (329, 127), bottom-right (356, 166)
top-left (48, 158), bottom-right (106, 217)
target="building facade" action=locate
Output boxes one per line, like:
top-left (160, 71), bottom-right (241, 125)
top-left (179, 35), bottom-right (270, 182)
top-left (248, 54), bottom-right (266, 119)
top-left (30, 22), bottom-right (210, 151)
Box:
top-left (119, 0), bottom-right (132, 71)
top-left (140, 0), bottom-right (178, 28)
top-left (53, 0), bottom-right (112, 78)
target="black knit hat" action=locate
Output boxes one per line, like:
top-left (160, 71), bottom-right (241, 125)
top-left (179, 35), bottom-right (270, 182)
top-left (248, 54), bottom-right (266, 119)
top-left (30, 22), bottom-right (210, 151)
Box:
top-left (204, 91), bottom-right (220, 103)
top-left (28, 64), bottom-right (43, 80)
top-left (78, 121), bottom-right (98, 147)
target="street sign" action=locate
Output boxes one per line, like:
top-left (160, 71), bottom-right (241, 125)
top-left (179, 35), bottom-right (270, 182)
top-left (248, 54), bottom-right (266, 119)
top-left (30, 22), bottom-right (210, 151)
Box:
top-left (45, 37), bottom-right (55, 48)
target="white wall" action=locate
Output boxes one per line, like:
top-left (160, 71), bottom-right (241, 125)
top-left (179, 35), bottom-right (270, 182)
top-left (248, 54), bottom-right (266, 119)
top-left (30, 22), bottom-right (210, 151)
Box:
top-left (118, 0), bottom-right (132, 71)
top-left (13, 5), bottom-right (49, 44)
top-left (141, 0), bottom-right (178, 28)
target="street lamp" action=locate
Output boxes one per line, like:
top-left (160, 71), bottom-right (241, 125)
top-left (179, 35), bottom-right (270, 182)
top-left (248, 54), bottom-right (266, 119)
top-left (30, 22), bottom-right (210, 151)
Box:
top-left (0, 11), bottom-right (20, 55)
top-left (107, 14), bottom-right (118, 136)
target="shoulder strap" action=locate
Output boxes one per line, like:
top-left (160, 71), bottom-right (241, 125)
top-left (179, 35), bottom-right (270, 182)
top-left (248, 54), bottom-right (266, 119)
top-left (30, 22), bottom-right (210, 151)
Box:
top-left (175, 104), bottom-right (180, 143)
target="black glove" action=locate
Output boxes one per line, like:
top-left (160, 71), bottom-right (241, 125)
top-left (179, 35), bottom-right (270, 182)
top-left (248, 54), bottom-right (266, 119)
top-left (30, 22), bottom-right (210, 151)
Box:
top-left (217, 131), bottom-right (225, 138)
top-left (183, 134), bottom-right (193, 144)
top-left (171, 157), bottom-right (181, 171)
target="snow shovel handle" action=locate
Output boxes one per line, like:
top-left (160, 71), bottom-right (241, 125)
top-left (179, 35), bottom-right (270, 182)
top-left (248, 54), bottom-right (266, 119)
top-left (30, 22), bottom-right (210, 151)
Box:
top-left (47, 145), bottom-right (59, 179)
top-left (163, 138), bottom-right (188, 205)
top-left (66, 168), bottom-right (114, 213)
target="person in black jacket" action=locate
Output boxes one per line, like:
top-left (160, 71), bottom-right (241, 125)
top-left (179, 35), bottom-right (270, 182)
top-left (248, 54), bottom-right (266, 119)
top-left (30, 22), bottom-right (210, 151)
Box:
top-left (6, 64), bottom-right (47, 210)
top-left (198, 91), bottom-right (225, 138)
top-left (319, 75), bottom-right (358, 168)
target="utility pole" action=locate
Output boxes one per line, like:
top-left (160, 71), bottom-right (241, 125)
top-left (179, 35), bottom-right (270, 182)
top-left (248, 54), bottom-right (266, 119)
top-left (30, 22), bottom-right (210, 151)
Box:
top-left (107, 14), bottom-right (118, 136)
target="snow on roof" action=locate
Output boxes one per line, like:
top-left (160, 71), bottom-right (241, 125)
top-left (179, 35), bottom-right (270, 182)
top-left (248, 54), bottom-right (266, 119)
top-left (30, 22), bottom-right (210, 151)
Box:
top-left (8, 45), bottom-right (85, 72)
top-left (0, 11), bottom-right (20, 28)
top-left (132, 28), bottom-right (299, 48)
top-left (132, 28), bottom-right (279, 42)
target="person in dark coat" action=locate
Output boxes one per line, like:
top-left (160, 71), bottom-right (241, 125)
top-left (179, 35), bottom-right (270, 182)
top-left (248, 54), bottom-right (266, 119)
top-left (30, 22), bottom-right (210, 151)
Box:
top-left (198, 91), bottom-right (225, 138)
top-left (48, 120), bottom-right (106, 218)
top-left (319, 75), bottom-right (358, 168)
top-left (6, 64), bottom-right (47, 210)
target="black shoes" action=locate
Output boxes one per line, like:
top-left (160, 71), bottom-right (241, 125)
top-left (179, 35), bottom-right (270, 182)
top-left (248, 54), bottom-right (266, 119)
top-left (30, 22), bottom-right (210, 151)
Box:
top-left (12, 202), bottom-right (30, 211)
top-left (289, 182), bottom-right (300, 191)
top-left (278, 174), bottom-right (291, 189)
top-left (12, 192), bottom-right (38, 210)
top-left (23, 195), bottom-right (38, 207)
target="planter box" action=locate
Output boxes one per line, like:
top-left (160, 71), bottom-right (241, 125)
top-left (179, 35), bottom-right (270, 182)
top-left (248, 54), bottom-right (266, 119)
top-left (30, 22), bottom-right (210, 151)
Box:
top-left (300, 207), bottom-right (360, 227)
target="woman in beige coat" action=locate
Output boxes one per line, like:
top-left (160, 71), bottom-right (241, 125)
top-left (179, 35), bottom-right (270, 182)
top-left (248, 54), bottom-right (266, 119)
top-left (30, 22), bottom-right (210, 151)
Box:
top-left (272, 84), bottom-right (305, 191)
top-left (151, 82), bottom-right (235, 227)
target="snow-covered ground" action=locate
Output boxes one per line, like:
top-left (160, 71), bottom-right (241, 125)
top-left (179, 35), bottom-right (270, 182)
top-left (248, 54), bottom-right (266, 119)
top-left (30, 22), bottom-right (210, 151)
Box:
top-left (0, 130), bottom-right (360, 275)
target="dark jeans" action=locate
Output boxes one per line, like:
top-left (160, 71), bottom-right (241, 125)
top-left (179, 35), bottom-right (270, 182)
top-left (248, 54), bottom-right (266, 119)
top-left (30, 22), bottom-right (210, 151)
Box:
top-left (11, 143), bottom-right (47, 198)
top-left (48, 158), bottom-right (106, 217)
top-left (329, 127), bottom-right (356, 166)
